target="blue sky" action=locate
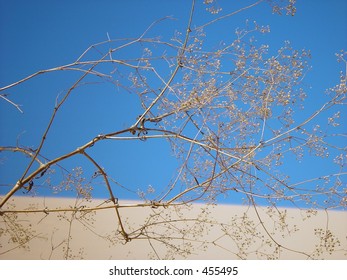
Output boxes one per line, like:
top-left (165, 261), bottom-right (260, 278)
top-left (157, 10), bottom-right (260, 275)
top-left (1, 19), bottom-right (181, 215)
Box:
top-left (0, 0), bottom-right (346, 207)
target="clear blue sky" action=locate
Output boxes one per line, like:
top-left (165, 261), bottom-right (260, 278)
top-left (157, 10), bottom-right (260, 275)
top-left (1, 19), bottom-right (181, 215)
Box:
top-left (0, 1), bottom-right (346, 207)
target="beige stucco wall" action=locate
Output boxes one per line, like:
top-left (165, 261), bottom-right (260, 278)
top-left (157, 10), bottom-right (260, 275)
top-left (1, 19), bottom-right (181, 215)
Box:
top-left (1, 196), bottom-right (346, 260)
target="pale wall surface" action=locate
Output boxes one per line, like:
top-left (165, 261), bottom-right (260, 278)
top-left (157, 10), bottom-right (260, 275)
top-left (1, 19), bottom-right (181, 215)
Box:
top-left (0, 196), bottom-right (346, 260)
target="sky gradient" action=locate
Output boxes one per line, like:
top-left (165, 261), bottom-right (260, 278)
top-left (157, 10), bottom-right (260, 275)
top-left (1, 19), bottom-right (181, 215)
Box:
top-left (0, 0), bottom-right (346, 207)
